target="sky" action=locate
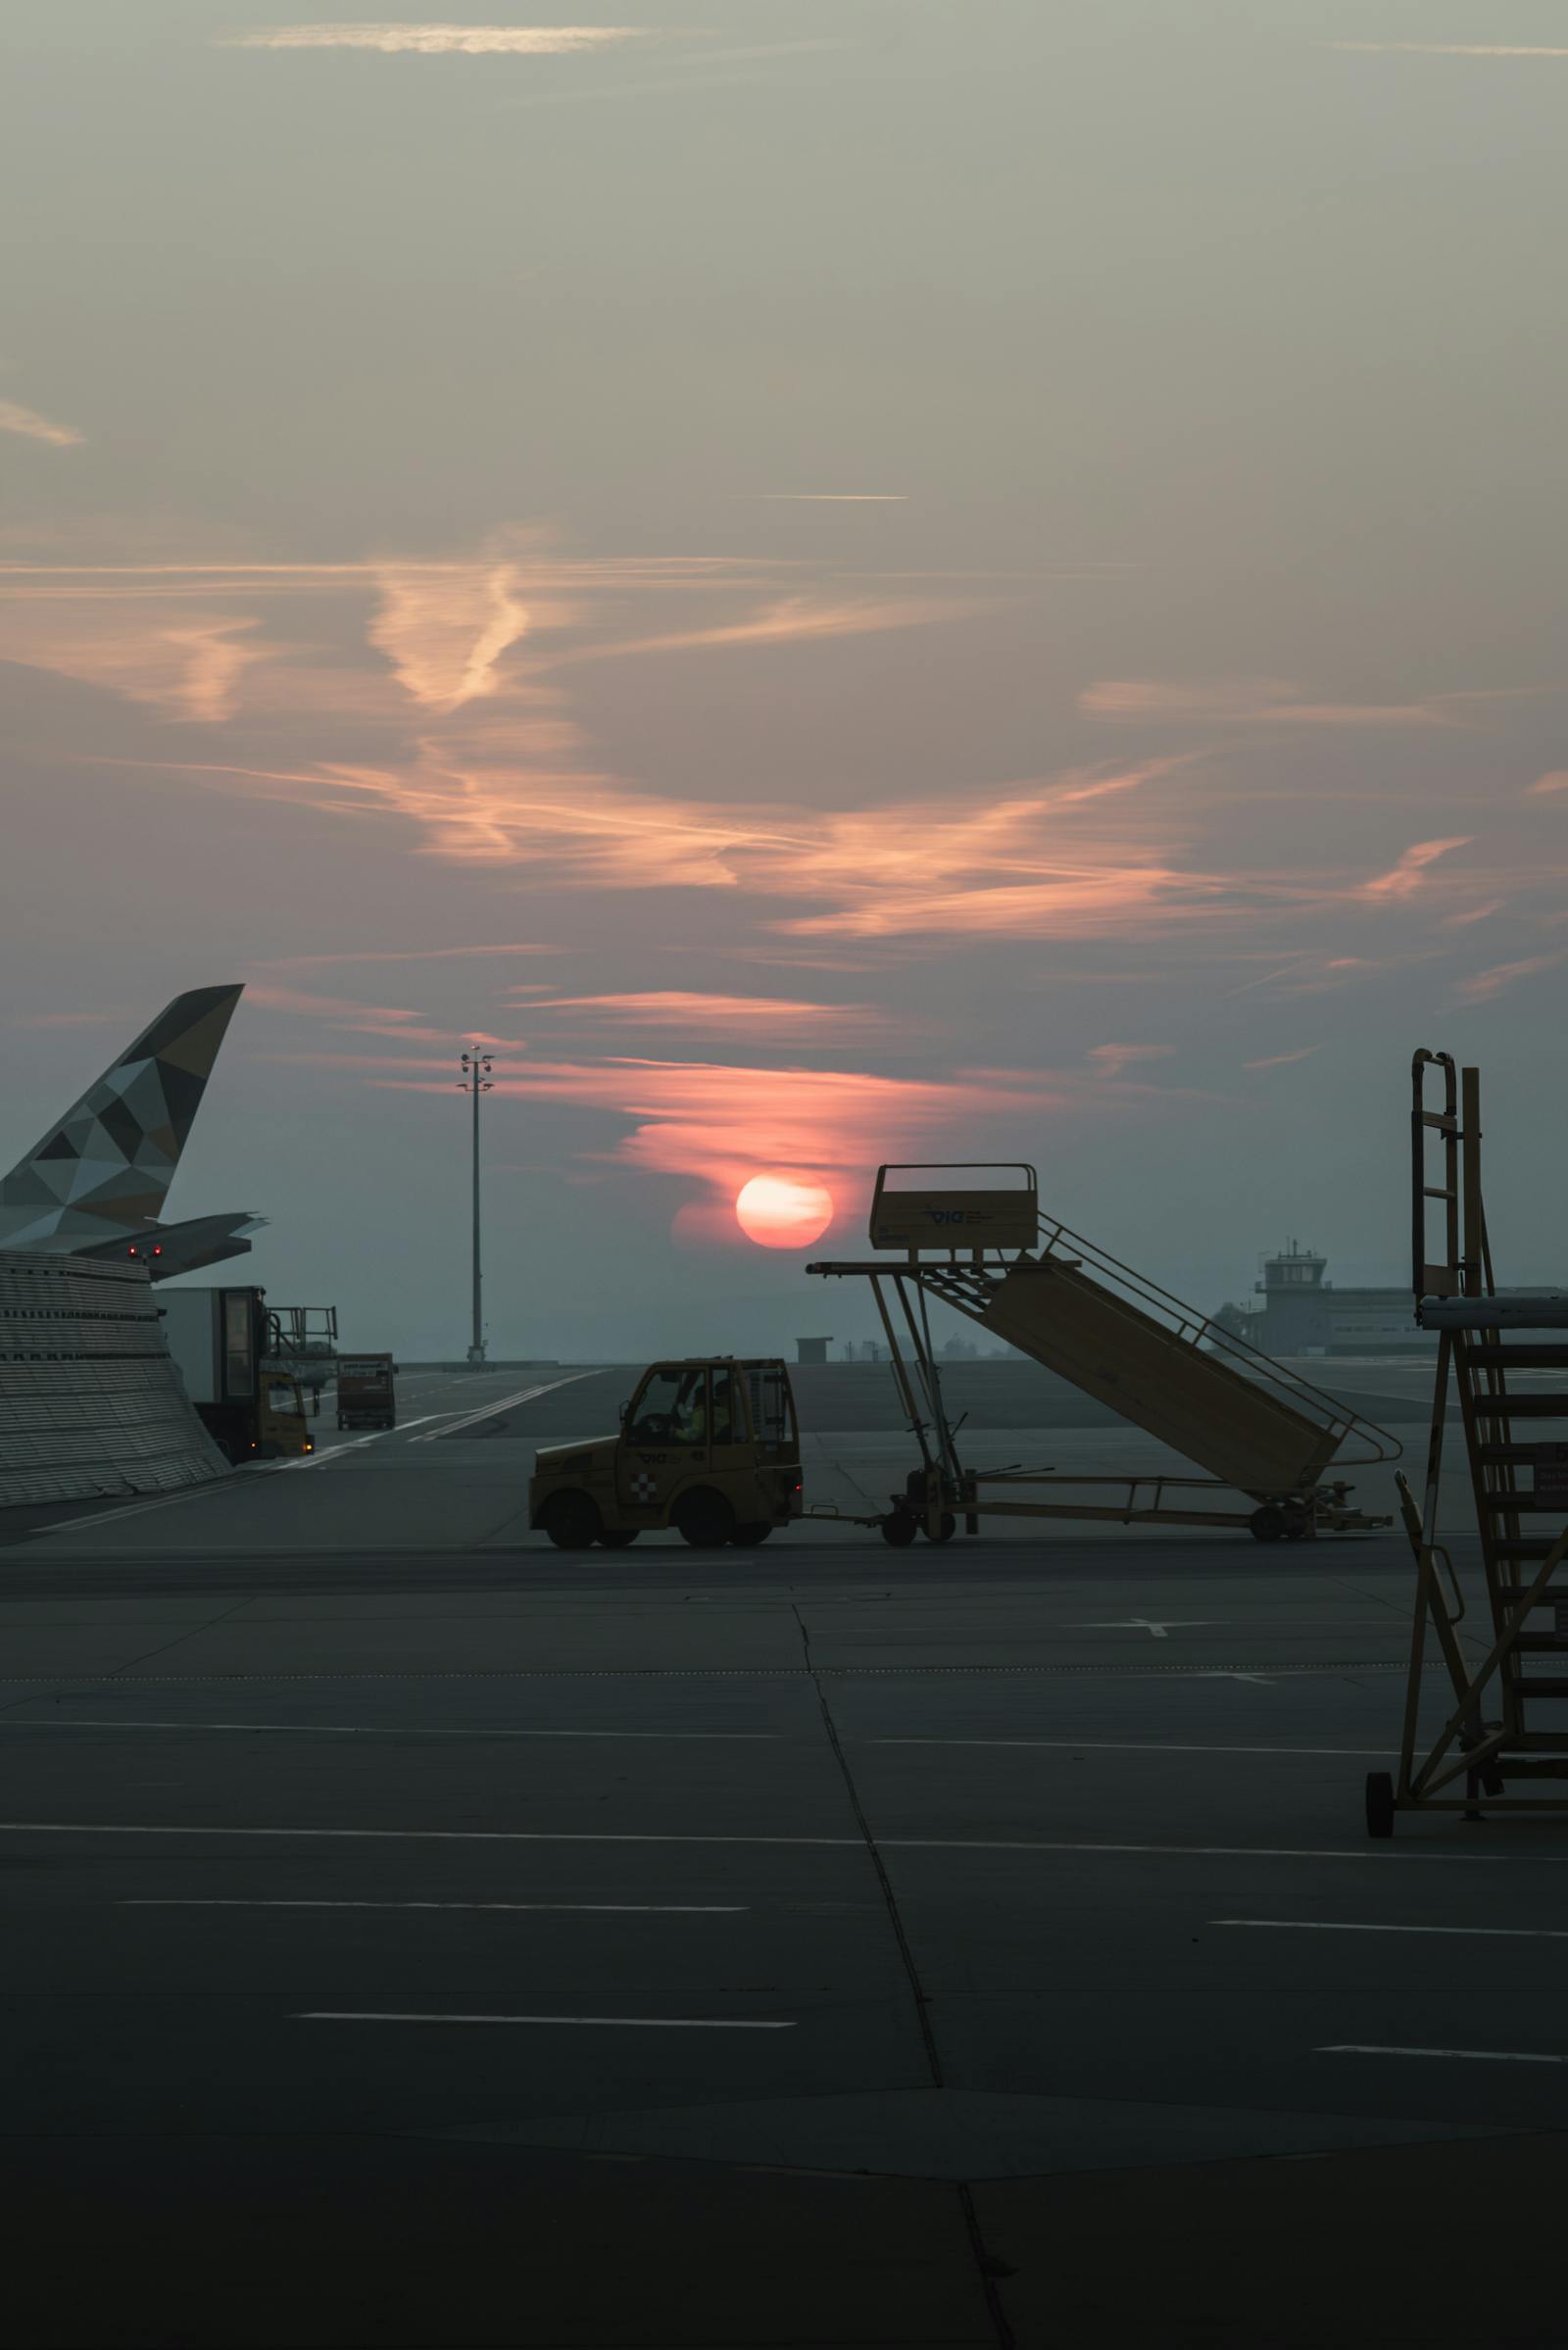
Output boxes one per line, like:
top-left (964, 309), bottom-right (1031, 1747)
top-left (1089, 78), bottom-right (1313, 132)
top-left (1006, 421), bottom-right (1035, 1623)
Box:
top-left (3, 1), bottom-right (1568, 1360)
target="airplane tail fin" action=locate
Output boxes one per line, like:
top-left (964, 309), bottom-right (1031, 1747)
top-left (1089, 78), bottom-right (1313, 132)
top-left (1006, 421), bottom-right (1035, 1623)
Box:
top-left (0, 985), bottom-right (245, 1248)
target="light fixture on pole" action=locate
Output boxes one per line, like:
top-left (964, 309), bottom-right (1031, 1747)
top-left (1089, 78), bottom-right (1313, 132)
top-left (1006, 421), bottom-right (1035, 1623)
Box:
top-left (458, 1049), bottom-right (494, 1365)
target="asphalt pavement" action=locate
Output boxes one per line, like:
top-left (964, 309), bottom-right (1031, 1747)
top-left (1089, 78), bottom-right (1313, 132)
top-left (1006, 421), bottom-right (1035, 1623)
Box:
top-left (6, 1365), bottom-right (1568, 2346)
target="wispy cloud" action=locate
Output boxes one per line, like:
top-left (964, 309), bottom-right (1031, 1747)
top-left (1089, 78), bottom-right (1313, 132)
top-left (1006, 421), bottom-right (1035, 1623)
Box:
top-left (224, 24), bottom-right (656, 56)
top-left (747, 494), bottom-right (907, 504)
top-left (1080, 677), bottom-right (1455, 730)
top-left (257, 944), bottom-right (556, 969)
top-left (368, 561), bottom-right (533, 710)
top-left (1357, 838), bottom-right (1472, 901)
top-left (1527, 771), bottom-right (1568, 797)
top-left (0, 605), bottom-right (268, 720)
top-left (1244, 1046), bottom-right (1321, 1071)
top-left (1454, 953), bottom-right (1566, 1002)
top-left (516, 991), bottom-right (886, 1038)
top-left (1087, 1043), bottom-right (1175, 1079)
top-left (0, 399), bottom-right (83, 449)
top-left (1325, 44), bottom-right (1568, 60)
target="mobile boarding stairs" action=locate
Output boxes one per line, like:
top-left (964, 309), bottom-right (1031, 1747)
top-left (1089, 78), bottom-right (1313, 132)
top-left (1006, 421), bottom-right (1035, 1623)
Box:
top-left (1367, 1053), bottom-right (1568, 1835)
top-left (808, 1165), bottom-right (1396, 1547)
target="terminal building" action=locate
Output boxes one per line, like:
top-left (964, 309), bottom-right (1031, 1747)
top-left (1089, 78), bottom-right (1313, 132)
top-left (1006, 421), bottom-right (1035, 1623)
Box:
top-left (1216, 1240), bottom-right (1563, 1356)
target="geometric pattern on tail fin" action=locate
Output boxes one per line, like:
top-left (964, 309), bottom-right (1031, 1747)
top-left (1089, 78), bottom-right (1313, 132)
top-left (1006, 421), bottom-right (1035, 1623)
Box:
top-left (0, 985), bottom-right (244, 1248)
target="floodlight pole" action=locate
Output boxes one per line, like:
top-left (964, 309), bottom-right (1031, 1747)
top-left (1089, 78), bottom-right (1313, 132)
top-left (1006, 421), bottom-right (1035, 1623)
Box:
top-left (458, 1050), bottom-right (493, 1365)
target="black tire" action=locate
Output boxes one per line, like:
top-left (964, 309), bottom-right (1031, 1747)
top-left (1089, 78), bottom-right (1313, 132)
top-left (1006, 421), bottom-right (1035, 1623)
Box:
top-left (674, 1489), bottom-right (735, 1549)
top-left (881, 1511), bottom-right (918, 1547)
top-left (921, 1512), bottom-right (957, 1543)
top-left (1365, 1771), bottom-right (1396, 1839)
top-left (541, 1491), bottom-right (600, 1551)
top-left (597, 1528), bottom-right (640, 1548)
top-left (730, 1522), bottom-right (772, 1546)
top-left (1283, 1512), bottom-right (1311, 1542)
top-left (1250, 1505), bottom-right (1287, 1543)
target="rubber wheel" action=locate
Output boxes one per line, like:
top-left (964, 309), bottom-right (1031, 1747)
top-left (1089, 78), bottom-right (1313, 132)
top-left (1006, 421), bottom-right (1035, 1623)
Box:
top-left (881, 1511), bottom-right (918, 1547)
top-left (1365, 1771), bottom-right (1396, 1839)
top-left (730, 1523), bottom-right (772, 1546)
top-left (922, 1513), bottom-right (957, 1542)
top-left (597, 1528), bottom-right (640, 1548)
top-left (674, 1490), bottom-right (735, 1549)
top-left (1250, 1505), bottom-right (1287, 1543)
top-left (1284, 1513), bottom-right (1311, 1542)
top-left (541, 1493), bottom-right (600, 1551)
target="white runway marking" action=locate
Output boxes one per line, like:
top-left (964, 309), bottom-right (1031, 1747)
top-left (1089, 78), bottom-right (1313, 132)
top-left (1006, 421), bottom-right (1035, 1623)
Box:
top-left (1073, 1619), bottom-right (1224, 1640)
top-left (122, 1898), bottom-right (747, 1913)
top-left (4, 1720), bottom-right (779, 1741)
top-left (1219, 1918), bottom-right (1568, 1939)
top-left (0, 1822), bottom-right (1513, 1861)
top-left (1319, 2043), bottom-right (1568, 2066)
top-left (296, 2011), bottom-right (795, 2030)
top-left (875, 1738), bottom-right (1396, 1759)
top-left (288, 1411), bottom-right (464, 1467)
top-left (410, 1373), bottom-right (594, 1443)
top-left (30, 1481), bottom-right (248, 1538)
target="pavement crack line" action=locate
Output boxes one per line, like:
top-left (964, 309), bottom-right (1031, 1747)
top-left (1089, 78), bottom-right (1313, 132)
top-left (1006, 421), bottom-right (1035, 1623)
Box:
top-left (789, 1604), bottom-right (1017, 2350)
top-left (102, 1596), bottom-right (261, 1676)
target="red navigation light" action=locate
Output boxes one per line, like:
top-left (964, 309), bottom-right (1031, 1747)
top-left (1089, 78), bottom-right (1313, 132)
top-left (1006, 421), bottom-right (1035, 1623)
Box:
top-left (151, 1245), bottom-right (163, 1257)
top-left (126, 1244), bottom-right (138, 1257)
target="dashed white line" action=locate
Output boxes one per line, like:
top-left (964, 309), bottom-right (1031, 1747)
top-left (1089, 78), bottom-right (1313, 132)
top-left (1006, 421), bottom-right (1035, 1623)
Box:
top-left (410, 1373), bottom-right (594, 1443)
top-left (874, 1738), bottom-right (1396, 1759)
top-left (122, 1899), bottom-right (747, 1913)
top-left (1218, 1918), bottom-right (1568, 1939)
top-left (2, 1721), bottom-right (778, 1741)
top-left (297, 2011), bottom-right (795, 2029)
top-left (1319, 2044), bottom-right (1568, 2066)
top-left (0, 1823), bottom-right (1512, 1860)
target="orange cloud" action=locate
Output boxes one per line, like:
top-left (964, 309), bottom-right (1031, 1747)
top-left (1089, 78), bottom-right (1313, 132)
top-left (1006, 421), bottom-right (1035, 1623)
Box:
top-left (1080, 677), bottom-right (1456, 729)
top-left (516, 992), bottom-right (886, 1037)
top-left (225, 25), bottom-right (655, 56)
top-left (1527, 771), bottom-right (1568, 796)
top-left (1357, 838), bottom-right (1472, 900)
top-left (0, 399), bottom-right (83, 449)
top-left (1087, 1043), bottom-right (1176, 1078)
top-left (0, 603), bottom-right (267, 720)
top-left (1454, 954), bottom-right (1566, 1003)
top-left (367, 561), bottom-right (536, 711)
top-left (1244, 1046), bottom-right (1322, 1070)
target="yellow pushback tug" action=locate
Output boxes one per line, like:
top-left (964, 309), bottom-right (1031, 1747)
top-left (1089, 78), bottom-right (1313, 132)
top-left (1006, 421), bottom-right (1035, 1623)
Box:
top-left (528, 1357), bottom-right (803, 1549)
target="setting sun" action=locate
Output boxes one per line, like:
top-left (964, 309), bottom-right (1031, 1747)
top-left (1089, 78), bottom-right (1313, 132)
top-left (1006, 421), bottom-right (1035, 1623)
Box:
top-left (734, 1175), bottom-right (835, 1250)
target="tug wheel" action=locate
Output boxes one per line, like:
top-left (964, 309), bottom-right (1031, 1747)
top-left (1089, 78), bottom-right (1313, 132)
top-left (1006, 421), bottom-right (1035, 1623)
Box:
top-left (597, 1528), bottom-right (640, 1548)
top-left (674, 1489), bottom-right (735, 1549)
top-left (1364, 1771), bottom-right (1396, 1839)
top-left (730, 1522), bottom-right (772, 1546)
top-left (881, 1511), bottom-right (918, 1548)
top-left (541, 1492), bottom-right (601, 1551)
top-left (922, 1513), bottom-right (957, 1542)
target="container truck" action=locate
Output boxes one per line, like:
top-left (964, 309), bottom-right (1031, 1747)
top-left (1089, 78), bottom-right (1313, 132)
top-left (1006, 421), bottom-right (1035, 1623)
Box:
top-left (335, 1353), bottom-right (397, 1431)
top-left (159, 1285), bottom-right (314, 1463)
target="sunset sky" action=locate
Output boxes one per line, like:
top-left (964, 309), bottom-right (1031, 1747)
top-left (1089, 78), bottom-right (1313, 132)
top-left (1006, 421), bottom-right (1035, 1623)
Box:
top-left (4, 2), bottom-right (1567, 1358)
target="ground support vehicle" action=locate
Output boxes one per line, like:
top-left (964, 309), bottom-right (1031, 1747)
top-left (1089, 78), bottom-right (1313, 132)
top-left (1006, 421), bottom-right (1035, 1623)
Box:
top-left (1367, 1053), bottom-right (1568, 1836)
top-left (159, 1284), bottom-right (313, 1463)
top-left (335, 1351), bottom-right (397, 1431)
top-left (528, 1357), bottom-right (802, 1549)
top-left (808, 1163), bottom-right (1395, 1547)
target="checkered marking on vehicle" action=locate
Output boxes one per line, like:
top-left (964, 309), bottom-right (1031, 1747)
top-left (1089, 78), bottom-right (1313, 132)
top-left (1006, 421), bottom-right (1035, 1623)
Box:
top-left (631, 1471), bottom-right (658, 1502)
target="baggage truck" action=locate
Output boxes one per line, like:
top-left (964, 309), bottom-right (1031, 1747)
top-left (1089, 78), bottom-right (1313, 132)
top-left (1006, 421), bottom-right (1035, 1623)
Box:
top-left (336, 1352), bottom-right (397, 1432)
top-left (159, 1285), bottom-right (313, 1463)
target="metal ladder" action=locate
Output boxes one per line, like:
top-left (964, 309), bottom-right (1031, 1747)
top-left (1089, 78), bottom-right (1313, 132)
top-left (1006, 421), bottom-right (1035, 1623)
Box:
top-left (1369, 1053), bottom-right (1568, 1832)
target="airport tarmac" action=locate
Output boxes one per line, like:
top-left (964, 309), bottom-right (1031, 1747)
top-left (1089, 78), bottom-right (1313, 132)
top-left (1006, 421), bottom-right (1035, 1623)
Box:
top-left (6, 1363), bottom-right (1568, 2346)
